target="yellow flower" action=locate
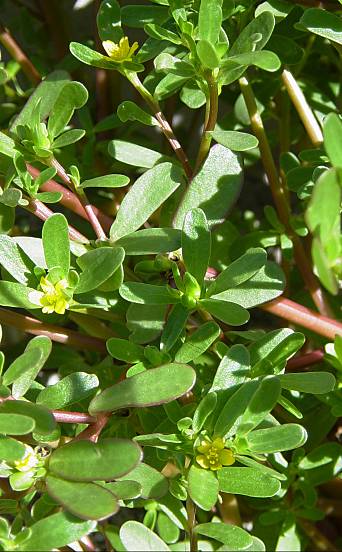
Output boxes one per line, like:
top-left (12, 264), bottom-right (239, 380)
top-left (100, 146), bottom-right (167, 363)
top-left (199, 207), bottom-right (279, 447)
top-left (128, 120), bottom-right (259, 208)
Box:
top-left (196, 437), bottom-right (235, 471)
top-left (14, 445), bottom-right (39, 473)
top-left (29, 277), bottom-right (70, 315)
top-left (102, 37), bottom-right (138, 63)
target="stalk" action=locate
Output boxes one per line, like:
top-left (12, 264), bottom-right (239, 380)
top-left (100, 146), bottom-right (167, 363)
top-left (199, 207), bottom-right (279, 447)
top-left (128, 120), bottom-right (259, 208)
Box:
top-left (52, 411), bottom-right (96, 424)
top-left (0, 23), bottom-right (41, 84)
top-left (239, 76), bottom-right (331, 316)
top-left (186, 497), bottom-right (198, 552)
top-left (194, 71), bottom-right (219, 173)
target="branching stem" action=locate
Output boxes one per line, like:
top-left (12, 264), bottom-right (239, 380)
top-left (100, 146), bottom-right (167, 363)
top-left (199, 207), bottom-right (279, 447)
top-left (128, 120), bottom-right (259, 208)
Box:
top-left (194, 71), bottom-right (218, 173)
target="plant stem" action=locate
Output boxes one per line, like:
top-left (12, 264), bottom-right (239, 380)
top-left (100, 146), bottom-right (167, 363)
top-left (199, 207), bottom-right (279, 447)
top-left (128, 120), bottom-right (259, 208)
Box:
top-left (0, 308), bottom-right (107, 352)
top-left (27, 164), bottom-right (112, 232)
top-left (298, 518), bottom-right (339, 551)
top-left (186, 497), bottom-right (198, 552)
top-left (74, 413), bottom-right (110, 442)
top-left (282, 69), bottom-right (323, 146)
top-left (261, 297), bottom-right (342, 340)
top-left (126, 72), bottom-right (193, 179)
top-left (194, 71), bottom-right (218, 173)
top-left (52, 411), bottom-right (96, 424)
top-left (239, 76), bottom-right (331, 316)
top-left (50, 158), bottom-right (107, 240)
top-left (24, 196), bottom-right (89, 243)
top-left (287, 349), bottom-right (324, 371)
top-left (0, 23), bottom-right (41, 84)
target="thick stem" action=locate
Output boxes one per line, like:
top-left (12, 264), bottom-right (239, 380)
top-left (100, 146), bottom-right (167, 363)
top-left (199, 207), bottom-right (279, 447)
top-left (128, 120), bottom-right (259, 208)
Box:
top-left (27, 165), bottom-right (112, 232)
top-left (52, 411), bottom-right (96, 424)
top-left (74, 413), bottom-right (110, 442)
top-left (239, 76), bottom-right (330, 316)
top-left (126, 72), bottom-right (193, 179)
top-left (50, 158), bottom-right (107, 240)
top-left (186, 497), bottom-right (198, 552)
top-left (261, 297), bottom-right (342, 341)
top-left (0, 23), bottom-right (41, 84)
top-left (287, 349), bottom-right (324, 371)
top-left (0, 308), bottom-right (107, 352)
top-left (24, 196), bottom-right (89, 243)
top-left (194, 72), bottom-right (218, 173)
top-left (282, 69), bottom-right (323, 146)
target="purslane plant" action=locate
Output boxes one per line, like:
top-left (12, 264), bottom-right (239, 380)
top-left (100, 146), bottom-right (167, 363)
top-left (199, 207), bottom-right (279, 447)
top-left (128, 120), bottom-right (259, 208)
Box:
top-left (0, 0), bottom-right (341, 550)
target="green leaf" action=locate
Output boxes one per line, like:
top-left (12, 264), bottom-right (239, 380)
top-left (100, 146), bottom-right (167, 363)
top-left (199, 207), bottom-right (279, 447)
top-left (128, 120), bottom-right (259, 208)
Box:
top-left (160, 303), bottom-right (189, 352)
top-left (3, 336), bottom-right (52, 399)
top-left (182, 208), bottom-right (211, 285)
top-left (0, 436), bottom-right (26, 462)
top-left (174, 145), bottom-right (242, 228)
top-left (323, 113), bottom-right (342, 168)
top-left (198, 0), bottom-right (222, 44)
top-left (312, 238), bottom-right (338, 295)
top-left (236, 376), bottom-right (281, 435)
top-left (214, 380), bottom-right (259, 438)
top-left (0, 400), bottom-right (56, 435)
top-left (107, 338), bottom-right (144, 363)
top-left (207, 248), bottom-right (267, 296)
top-left (120, 282), bottom-right (180, 305)
top-left (175, 321), bottom-right (220, 363)
top-left (210, 344), bottom-right (250, 392)
top-left (46, 476), bottom-right (118, 520)
top-left (34, 192), bottom-right (63, 204)
top-left (118, 463), bottom-right (168, 499)
top-left (195, 522), bottom-right (253, 550)
top-left (116, 228), bottom-right (181, 255)
top-left (299, 8), bottom-right (342, 45)
top-left (0, 131), bottom-right (15, 157)
top-left (105, 480), bottom-right (141, 500)
top-left (48, 81), bottom-right (88, 139)
top-left (218, 467), bottom-right (281, 497)
top-left (229, 12), bottom-right (275, 55)
top-left (199, 298), bottom-right (250, 326)
top-left (0, 204), bottom-right (15, 234)
top-left (121, 5), bottom-right (169, 27)
top-left (278, 372), bottom-right (336, 395)
top-left (0, 235), bottom-right (34, 285)
top-left (192, 392), bottom-right (217, 433)
top-left (246, 424), bottom-right (307, 453)
top-left (250, 329), bottom-right (305, 376)
top-left (70, 42), bottom-right (124, 70)
top-left (76, 247), bottom-right (125, 294)
top-left (227, 50), bottom-right (281, 71)
top-left (80, 174), bottom-right (129, 189)
top-left (53, 129), bottom-right (85, 148)
top-left (127, 303), bottom-right (167, 344)
top-left (111, 163), bottom-right (183, 241)
top-left (97, 0), bottom-right (122, 43)
top-left (120, 521), bottom-right (170, 551)
top-left (211, 130), bottom-right (258, 151)
top-left (11, 71), bottom-right (70, 133)
top-left (49, 438), bottom-right (142, 481)
top-left (89, 363), bottom-right (196, 414)
top-left (196, 40), bottom-right (220, 69)
top-left (36, 372), bottom-right (99, 409)
top-left (42, 214), bottom-right (70, 276)
top-left (108, 140), bottom-right (164, 168)
top-left (145, 24), bottom-right (182, 45)
top-left (0, 281), bottom-right (39, 309)
top-left (210, 261), bottom-right (285, 308)
top-left (21, 512), bottom-right (95, 551)
top-left (117, 101), bottom-right (157, 126)
top-left (0, 413), bottom-right (35, 435)
top-left (188, 465), bottom-right (219, 511)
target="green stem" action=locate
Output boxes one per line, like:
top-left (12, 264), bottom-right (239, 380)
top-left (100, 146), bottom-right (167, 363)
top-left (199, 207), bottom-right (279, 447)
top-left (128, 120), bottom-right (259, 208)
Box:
top-left (194, 71), bottom-right (218, 173)
top-left (186, 497), bottom-right (198, 552)
top-left (126, 71), bottom-right (193, 179)
top-left (281, 69), bottom-right (323, 146)
top-left (239, 75), bottom-right (331, 317)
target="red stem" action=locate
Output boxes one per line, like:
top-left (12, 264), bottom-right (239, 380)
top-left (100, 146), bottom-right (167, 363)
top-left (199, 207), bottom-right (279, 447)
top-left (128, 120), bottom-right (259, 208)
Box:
top-left (52, 411), bottom-right (96, 424)
top-left (74, 413), bottom-right (110, 442)
top-left (286, 349), bottom-right (324, 371)
top-left (261, 298), bottom-right (342, 341)
top-left (27, 165), bottom-right (112, 233)
top-left (0, 308), bottom-right (107, 352)
top-left (0, 23), bottom-right (41, 84)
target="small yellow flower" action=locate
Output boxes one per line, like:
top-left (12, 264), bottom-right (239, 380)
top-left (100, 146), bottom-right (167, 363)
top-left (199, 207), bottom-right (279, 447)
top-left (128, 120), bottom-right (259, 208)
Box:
top-left (29, 276), bottom-right (70, 315)
top-left (102, 36), bottom-right (138, 63)
top-left (14, 445), bottom-right (39, 473)
top-left (196, 437), bottom-right (235, 471)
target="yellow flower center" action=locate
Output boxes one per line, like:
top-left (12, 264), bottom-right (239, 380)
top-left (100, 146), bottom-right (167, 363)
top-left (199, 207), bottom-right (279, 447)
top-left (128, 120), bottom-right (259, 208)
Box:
top-left (102, 37), bottom-right (139, 63)
top-left (14, 446), bottom-right (39, 473)
top-left (196, 437), bottom-right (235, 471)
top-left (38, 276), bottom-right (70, 315)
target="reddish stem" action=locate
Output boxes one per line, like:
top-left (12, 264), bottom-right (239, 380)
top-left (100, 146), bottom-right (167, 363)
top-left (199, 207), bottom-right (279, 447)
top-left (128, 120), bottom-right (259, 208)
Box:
top-left (52, 411), bottom-right (96, 424)
top-left (24, 196), bottom-right (88, 243)
top-left (27, 165), bottom-right (112, 233)
top-left (0, 23), bottom-right (41, 84)
top-left (0, 308), bottom-right (107, 352)
top-left (287, 349), bottom-right (324, 371)
top-left (74, 413), bottom-right (110, 442)
top-left (261, 298), bottom-right (342, 341)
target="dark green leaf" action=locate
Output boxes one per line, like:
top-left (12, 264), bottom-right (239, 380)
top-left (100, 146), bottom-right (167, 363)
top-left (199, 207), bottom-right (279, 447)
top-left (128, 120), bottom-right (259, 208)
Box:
top-left (120, 282), bottom-right (180, 305)
top-left (199, 298), bottom-right (250, 326)
top-left (188, 465), bottom-right (219, 511)
top-left (247, 424), bottom-right (307, 453)
top-left (182, 208), bottom-right (211, 285)
top-left (36, 372), bottom-right (99, 409)
top-left (195, 522), bottom-right (253, 550)
top-left (175, 321), bottom-right (220, 363)
top-left (218, 467), bottom-right (280, 497)
top-left (116, 228), bottom-right (181, 255)
top-left (118, 463), bottom-right (168, 499)
top-left (76, 247), bottom-right (125, 294)
top-left (42, 214), bottom-right (70, 276)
